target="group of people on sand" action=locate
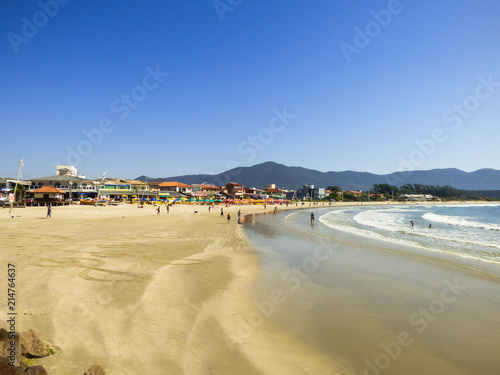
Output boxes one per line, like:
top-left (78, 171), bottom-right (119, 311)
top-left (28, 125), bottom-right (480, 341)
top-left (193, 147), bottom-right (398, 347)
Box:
top-left (156, 204), bottom-right (170, 215)
top-left (221, 208), bottom-right (243, 224)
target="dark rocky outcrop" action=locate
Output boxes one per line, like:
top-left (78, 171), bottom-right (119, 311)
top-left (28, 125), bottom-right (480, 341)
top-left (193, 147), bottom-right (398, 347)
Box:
top-left (19, 330), bottom-right (50, 359)
top-left (0, 328), bottom-right (105, 375)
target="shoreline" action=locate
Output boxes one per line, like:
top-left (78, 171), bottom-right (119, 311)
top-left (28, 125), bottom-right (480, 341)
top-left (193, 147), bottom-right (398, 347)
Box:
top-left (244, 205), bottom-right (500, 374)
top-left (1, 201), bottom-right (498, 374)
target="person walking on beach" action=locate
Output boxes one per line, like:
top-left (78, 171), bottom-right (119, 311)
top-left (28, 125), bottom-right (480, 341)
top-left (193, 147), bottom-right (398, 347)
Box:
top-left (310, 212), bottom-right (315, 224)
top-left (273, 206), bottom-right (277, 215)
top-left (209, 206), bottom-right (211, 214)
top-left (157, 206), bottom-right (160, 215)
top-left (46, 204), bottom-right (52, 219)
top-left (227, 213), bottom-right (231, 224)
top-left (221, 207), bottom-right (224, 217)
top-left (166, 204), bottom-right (170, 214)
top-left (238, 209), bottom-right (241, 224)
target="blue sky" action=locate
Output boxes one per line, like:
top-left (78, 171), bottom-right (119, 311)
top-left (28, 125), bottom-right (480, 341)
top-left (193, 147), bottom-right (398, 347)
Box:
top-left (2, 0), bottom-right (500, 179)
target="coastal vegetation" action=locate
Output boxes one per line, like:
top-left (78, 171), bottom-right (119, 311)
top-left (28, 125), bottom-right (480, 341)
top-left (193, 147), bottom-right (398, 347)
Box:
top-left (325, 183), bottom-right (500, 202)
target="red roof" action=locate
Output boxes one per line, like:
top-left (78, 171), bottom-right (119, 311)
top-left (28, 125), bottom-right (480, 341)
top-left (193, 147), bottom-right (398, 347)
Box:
top-left (159, 181), bottom-right (192, 188)
top-left (32, 186), bottom-right (65, 194)
top-left (347, 190), bottom-right (362, 195)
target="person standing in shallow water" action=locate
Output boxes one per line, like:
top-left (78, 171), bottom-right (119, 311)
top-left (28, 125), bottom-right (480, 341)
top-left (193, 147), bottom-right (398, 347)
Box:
top-left (310, 212), bottom-right (315, 224)
top-left (411, 220), bottom-right (414, 227)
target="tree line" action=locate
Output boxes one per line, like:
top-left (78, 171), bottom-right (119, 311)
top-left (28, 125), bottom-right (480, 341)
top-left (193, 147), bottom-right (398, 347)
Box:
top-left (325, 183), bottom-right (500, 201)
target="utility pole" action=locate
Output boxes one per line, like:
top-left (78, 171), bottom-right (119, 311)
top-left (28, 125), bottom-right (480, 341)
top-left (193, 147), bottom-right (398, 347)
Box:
top-left (9, 159), bottom-right (24, 213)
top-left (69, 175), bottom-right (72, 205)
top-left (98, 171), bottom-right (107, 200)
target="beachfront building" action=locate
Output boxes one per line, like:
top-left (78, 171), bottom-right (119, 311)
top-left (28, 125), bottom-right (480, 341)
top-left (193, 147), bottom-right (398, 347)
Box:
top-left (97, 179), bottom-right (156, 200)
top-left (346, 190), bottom-right (362, 197)
top-left (265, 186), bottom-right (286, 199)
top-left (191, 184), bottom-right (221, 199)
top-left (0, 178), bottom-right (31, 204)
top-left (31, 186), bottom-right (65, 205)
top-left (56, 165), bottom-right (86, 178)
top-left (244, 187), bottom-right (266, 199)
top-left (224, 182), bottom-right (244, 199)
top-left (146, 180), bottom-right (168, 193)
top-left (159, 182), bottom-right (192, 194)
top-left (28, 174), bottom-right (97, 200)
top-left (296, 185), bottom-right (326, 200)
top-left (97, 180), bottom-right (134, 200)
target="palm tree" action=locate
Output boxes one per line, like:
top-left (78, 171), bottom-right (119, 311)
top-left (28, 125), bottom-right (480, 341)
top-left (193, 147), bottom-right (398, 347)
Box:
top-left (14, 184), bottom-right (26, 206)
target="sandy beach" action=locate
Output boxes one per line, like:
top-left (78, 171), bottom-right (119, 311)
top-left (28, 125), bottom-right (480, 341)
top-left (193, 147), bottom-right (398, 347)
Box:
top-left (1, 203), bottom-right (350, 374)
top-left (1, 201), bottom-right (499, 374)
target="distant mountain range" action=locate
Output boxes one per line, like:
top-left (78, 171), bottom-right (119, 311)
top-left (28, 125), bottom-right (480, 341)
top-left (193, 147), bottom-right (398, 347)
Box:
top-left (136, 161), bottom-right (500, 191)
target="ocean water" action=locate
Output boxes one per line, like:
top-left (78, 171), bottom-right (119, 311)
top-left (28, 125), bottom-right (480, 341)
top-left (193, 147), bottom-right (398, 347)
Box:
top-left (279, 203), bottom-right (500, 275)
